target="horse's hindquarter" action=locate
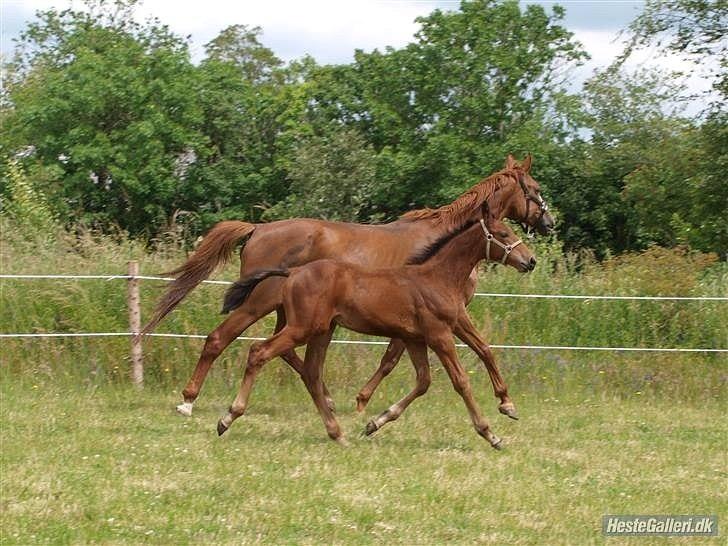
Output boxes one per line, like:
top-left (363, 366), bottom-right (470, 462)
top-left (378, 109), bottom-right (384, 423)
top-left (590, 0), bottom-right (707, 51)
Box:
top-left (240, 219), bottom-right (430, 275)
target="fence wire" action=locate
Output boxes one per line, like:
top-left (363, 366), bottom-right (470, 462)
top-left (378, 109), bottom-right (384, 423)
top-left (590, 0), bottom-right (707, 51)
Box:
top-left (1, 273), bottom-right (726, 353)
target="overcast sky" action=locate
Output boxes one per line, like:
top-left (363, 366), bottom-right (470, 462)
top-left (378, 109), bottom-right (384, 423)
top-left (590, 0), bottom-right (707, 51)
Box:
top-left (0, 0), bottom-right (712, 96)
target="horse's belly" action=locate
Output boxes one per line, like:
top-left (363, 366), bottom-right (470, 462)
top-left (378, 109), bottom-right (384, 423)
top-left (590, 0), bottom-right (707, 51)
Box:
top-left (335, 285), bottom-right (417, 339)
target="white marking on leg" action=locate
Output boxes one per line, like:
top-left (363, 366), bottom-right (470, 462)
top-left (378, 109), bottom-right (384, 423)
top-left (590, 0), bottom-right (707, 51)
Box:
top-left (374, 404), bottom-right (402, 429)
top-left (176, 402), bottom-right (193, 417)
top-left (220, 412), bottom-right (234, 428)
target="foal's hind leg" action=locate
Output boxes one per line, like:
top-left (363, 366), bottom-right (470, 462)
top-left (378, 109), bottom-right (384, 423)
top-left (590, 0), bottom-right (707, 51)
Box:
top-left (454, 313), bottom-right (518, 420)
top-left (177, 280), bottom-right (280, 416)
top-left (298, 329), bottom-right (345, 443)
top-left (429, 335), bottom-right (502, 449)
top-left (274, 308), bottom-right (336, 412)
top-left (217, 327), bottom-right (305, 435)
top-left (355, 339), bottom-right (406, 412)
top-left (364, 341), bottom-right (431, 436)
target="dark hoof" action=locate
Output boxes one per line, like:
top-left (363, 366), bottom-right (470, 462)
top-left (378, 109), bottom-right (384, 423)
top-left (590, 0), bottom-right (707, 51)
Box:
top-left (217, 420), bottom-right (228, 436)
top-left (364, 421), bottom-right (379, 436)
top-left (499, 403), bottom-right (519, 420)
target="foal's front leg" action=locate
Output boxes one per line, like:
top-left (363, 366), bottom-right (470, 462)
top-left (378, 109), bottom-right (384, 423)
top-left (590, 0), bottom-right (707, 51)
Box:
top-left (454, 312), bottom-right (518, 420)
top-left (429, 334), bottom-right (502, 449)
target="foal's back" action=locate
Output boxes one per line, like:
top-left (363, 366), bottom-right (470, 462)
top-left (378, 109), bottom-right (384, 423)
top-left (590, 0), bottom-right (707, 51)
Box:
top-left (282, 259), bottom-right (458, 340)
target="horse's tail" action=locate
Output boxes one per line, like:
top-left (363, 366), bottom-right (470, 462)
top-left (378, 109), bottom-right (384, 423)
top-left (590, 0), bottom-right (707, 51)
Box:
top-left (140, 221), bottom-right (257, 336)
top-left (222, 269), bottom-right (290, 314)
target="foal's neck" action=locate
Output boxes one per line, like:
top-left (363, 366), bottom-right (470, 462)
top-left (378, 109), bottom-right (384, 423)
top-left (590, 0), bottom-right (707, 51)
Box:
top-left (422, 223), bottom-right (487, 289)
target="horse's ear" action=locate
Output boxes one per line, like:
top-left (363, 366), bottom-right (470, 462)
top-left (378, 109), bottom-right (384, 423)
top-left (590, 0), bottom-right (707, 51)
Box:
top-left (522, 154), bottom-right (532, 172)
top-left (504, 154), bottom-right (516, 170)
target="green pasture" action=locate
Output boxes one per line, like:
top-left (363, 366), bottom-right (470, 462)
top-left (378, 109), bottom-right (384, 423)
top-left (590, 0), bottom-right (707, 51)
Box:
top-left (1, 230), bottom-right (726, 544)
top-left (1, 359), bottom-right (725, 545)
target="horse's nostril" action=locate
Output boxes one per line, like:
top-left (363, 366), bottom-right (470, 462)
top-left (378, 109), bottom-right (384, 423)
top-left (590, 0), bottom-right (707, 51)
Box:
top-left (529, 257), bottom-right (537, 268)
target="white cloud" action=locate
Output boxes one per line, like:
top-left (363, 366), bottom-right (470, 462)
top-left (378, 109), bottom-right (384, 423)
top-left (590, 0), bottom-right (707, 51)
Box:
top-left (134, 0), bottom-right (431, 63)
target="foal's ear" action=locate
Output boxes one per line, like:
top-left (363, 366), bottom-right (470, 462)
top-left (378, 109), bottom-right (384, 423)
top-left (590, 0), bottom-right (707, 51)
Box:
top-left (504, 154), bottom-right (517, 170)
top-left (522, 153), bottom-right (532, 172)
top-left (481, 199), bottom-right (491, 219)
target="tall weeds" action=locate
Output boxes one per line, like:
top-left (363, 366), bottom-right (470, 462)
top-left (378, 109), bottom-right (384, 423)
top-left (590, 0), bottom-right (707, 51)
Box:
top-left (1, 220), bottom-right (725, 401)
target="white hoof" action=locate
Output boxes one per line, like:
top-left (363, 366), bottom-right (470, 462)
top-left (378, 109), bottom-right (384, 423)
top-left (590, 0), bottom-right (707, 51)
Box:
top-left (176, 402), bottom-right (193, 417)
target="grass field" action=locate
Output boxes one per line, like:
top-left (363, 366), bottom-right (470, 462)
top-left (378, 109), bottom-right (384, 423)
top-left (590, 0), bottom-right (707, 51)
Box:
top-left (1, 349), bottom-right (725, 545)
top-left (1, 225), bottom-right (726, 544)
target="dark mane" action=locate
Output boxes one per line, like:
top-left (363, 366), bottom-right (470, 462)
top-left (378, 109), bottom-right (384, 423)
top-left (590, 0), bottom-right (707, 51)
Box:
top-left (406, 219), bottom-right (478, 265)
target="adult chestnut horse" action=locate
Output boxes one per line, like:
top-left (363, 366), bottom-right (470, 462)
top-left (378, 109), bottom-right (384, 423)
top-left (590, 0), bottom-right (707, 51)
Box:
top-left (141, 154), bottom-right (553, 418)
top-left (216, 210), bottom-right (536, 448)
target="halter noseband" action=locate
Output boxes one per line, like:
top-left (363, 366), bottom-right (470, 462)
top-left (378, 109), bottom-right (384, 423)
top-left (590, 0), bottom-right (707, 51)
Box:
top-left (480, 219), bottom-right (522, 265)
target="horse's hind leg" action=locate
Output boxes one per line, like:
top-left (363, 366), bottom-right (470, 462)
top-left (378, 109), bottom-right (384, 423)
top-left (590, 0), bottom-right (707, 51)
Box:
top-left (178, 280), bottom-right (280, 416)
top-left (364, 340), bottom-right (431, 436)
top-left (217, 327), bottom-right (305, 435)
top-left (355, 339), bottom-right (407, 412)
top-left (454, 313), bottom-right (517, 420)
top-left (429, 335), bottom-right (502, 450)
top-left (298, 329), bottom-right (344, 443)
top-left (274, 308), bottom-right (336, 412)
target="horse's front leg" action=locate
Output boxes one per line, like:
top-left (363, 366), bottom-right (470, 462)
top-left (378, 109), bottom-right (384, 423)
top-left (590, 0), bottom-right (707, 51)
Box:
top-left (453, 311), bottom-right (517, 420)
top-left (355, 338), bottom-right (407, 412)
top-left (364, 340), bottom-right (431, 436)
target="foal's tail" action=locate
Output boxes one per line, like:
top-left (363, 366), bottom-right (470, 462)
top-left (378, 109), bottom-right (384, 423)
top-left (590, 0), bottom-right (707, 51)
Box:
top-left (140, 221), bottom-right (257, 336)
top-left (222, 269), bottom-right (290, 314)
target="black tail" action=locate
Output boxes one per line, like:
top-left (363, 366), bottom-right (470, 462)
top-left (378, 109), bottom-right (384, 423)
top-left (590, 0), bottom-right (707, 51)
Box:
top-left (222, 269), bottom-right (290, 314)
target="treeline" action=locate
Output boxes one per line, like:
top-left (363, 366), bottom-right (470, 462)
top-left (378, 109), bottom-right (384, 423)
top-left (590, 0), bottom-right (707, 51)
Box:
top-left (1, 0), bottom-right (726, 257)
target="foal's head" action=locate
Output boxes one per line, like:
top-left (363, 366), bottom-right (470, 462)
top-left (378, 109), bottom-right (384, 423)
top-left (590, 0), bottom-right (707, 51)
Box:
top-left (502, 154), bottom-right (555, 235)
top-left (481, 204), bottom-right (537, 273)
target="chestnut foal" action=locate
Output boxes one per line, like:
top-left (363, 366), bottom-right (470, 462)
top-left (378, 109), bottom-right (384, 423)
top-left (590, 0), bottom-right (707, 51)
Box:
top-left (216, 211), bottom-right (535, 448)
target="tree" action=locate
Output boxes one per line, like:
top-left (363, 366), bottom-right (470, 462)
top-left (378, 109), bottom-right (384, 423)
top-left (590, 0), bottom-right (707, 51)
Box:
top-left (2, 0), bottom-right (206, 236)
top-left (548, 65), bottom-right (727, 257)
top-left (184, 27), bottom-right (293, 227)
top-left (621, 0), bottom-right (728, 102)
top-left (298, 0), bottom-right (588, 216)
top-left (204, 24), bottom-right (283, 84)
top-left (263, 129), bottom-right (381, 222)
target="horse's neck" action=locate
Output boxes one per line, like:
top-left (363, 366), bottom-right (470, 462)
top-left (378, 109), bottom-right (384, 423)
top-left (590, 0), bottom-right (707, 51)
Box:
top-left (421, 224), bottom-right (485, 289)
top-left (387, 217), bottom-right (463, 248)
top-left (485, 181), bottom-right (517, 222)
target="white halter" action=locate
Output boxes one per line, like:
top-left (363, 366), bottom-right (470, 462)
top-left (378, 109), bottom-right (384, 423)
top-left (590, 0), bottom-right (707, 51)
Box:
top-left (480, 219), bottom-right (522, 265)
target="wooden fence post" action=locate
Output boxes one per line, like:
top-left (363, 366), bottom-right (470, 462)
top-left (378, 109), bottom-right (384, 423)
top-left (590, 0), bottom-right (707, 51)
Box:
top-left (127, 260), bottom-right (144, 387)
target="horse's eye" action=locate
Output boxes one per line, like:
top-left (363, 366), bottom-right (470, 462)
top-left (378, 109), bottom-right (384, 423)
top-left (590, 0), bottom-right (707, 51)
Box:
top-left (500, 232), bottom-right (508, 238)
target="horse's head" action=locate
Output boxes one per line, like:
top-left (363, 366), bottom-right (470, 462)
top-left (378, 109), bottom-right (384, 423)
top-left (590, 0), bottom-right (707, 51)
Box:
top-left (503, 154), bottom-right (555, 235)
top-left (480, 201), bottom-right (536, 273)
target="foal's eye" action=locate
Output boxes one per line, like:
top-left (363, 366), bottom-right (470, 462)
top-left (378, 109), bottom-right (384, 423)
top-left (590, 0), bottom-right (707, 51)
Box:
top-left (500, 232), bottom-right (508, 238)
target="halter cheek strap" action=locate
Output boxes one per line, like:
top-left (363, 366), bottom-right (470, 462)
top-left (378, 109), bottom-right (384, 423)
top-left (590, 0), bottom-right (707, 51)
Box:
top-left (517, 174), bottom-right (549, 235)
top-left (480, 219), bottom-right (522, 265)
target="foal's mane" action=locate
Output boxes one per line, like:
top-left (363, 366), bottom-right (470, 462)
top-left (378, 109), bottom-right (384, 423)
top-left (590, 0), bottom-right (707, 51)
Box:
top-left (398, 169), bottom-right (519, 231)
top-left (406, 219), bottom-right (478, 265)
